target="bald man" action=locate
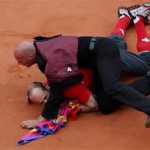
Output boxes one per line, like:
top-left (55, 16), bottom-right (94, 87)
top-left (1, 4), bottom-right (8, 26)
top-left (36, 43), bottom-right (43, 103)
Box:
top-left (14, 41), bottom-right (36, 67)
top-left (14, 3), bottom-right (150, 129)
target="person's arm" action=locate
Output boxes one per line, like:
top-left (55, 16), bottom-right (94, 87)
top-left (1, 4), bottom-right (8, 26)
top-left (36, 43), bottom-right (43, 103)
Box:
top-left (41, 73), bottom-right (84, 118)
top-left (64, 82), bottom-right (98, 112)
top-left (21, 86), bottom-right (64, 129)
top-left (41, 86), bottom-right (64, 119)
top-left (79, 94), bottom-right (98, 113)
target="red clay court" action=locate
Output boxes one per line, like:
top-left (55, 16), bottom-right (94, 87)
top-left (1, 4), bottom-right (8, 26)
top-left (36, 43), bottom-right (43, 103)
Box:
top-left (0, 0), bottom-right (150, 149)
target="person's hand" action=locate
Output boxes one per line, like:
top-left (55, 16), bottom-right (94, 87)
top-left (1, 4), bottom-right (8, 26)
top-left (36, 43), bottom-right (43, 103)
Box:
top-left (21, 119), bottom-right (39, 129)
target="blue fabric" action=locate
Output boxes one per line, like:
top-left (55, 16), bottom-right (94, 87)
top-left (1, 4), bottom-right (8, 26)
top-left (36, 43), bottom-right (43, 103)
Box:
top-left (108, 34), bottom-right (150, 75)
top-left (17, 100), bottom-right (79, 146)
top-left (17, 119), bottom-right (64, 146)
top-left (17, 129), bottom-right (45, 146)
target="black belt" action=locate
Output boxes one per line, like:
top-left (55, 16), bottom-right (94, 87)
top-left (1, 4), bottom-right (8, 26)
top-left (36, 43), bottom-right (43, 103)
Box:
top-left (89, 37), bottom-right (96, 51)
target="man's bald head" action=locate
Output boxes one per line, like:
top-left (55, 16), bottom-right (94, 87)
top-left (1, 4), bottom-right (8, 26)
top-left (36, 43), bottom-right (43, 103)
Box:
top-left (14, 40), bottom-right (34, 57)
top-left (14, 40), bottom-right (36, 67)
top-left (26, 82), bottom-right (50, 104)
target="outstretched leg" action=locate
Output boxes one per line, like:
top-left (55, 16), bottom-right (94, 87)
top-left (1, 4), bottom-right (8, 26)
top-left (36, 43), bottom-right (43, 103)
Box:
top-left (92, 2), bottom-right (150, 128)
top-left (108, 6), bottom-right (150, 75)
top-left (94, 71), bottom-right (150, 114)
top-left (110, 12), bottom-right (131, 38)
top-left (133, 16), bottom-right (150, 53)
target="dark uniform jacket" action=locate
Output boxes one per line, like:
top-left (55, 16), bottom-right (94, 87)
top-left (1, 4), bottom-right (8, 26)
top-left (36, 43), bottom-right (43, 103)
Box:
top-left (34, 35), bottom-right (86, 119)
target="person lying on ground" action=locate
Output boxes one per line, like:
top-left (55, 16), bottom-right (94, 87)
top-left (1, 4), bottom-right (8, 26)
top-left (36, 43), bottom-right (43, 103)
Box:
top-left (14, 2), bottom-right (150, 129)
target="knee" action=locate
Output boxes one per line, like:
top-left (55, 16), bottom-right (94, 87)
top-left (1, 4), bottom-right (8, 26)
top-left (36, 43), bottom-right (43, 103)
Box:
top-left (96, 38), bottom-right (120, 57)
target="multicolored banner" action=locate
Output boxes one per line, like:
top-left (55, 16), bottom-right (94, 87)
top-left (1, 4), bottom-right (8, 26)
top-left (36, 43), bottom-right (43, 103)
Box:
top-left (17, 100), bottom-right (80, 146)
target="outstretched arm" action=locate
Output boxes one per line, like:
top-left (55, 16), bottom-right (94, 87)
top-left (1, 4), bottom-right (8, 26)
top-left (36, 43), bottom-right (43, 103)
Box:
top-left (64, 83), bottom-right (98, 112)
top-left (21, 86), bottom-right (64, 129)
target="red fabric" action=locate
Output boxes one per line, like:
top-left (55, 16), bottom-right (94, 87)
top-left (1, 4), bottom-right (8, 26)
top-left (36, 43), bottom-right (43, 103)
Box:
top-left (64, 68), bottom-right (94, 104)
top-left (79, 68), bottom-right (94, 89)
top-left (45, 80), bottom-right (49, 85)
top-left (68, 108), bottom-right (81, 121)
top-left (64, 82), bottom-right (91, 104)
top-left (45, 68), bottom-right (94, 104)
top-left (111, 15), bottom-right (130, 37)
top-left (134, 16), bottom-right (150, 52)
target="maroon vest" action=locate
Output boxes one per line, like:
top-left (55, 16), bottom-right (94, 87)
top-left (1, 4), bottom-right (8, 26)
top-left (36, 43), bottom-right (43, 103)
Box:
top-left (35, 36), bottom-right (80, 82)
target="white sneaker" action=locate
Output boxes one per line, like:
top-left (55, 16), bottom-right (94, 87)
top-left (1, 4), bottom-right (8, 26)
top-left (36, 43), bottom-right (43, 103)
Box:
top-left (118, 6), bottom-right (131, 19)
top-left (129, 2), bottom-right (150, 18)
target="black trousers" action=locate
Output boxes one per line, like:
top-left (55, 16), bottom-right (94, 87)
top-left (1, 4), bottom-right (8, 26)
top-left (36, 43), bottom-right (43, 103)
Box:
top-left (92, 38), bottom-right (150, 115)
top-left (94, 75), bottom-right (150, 114)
